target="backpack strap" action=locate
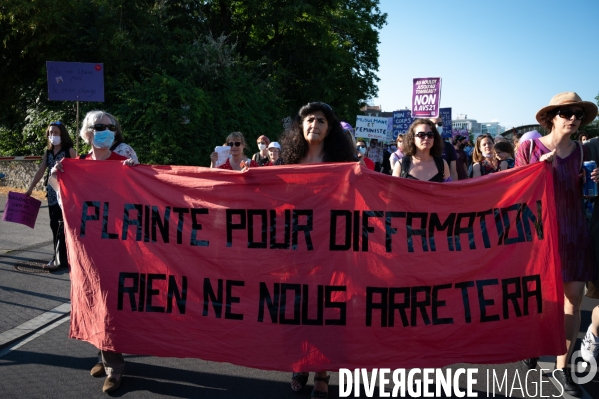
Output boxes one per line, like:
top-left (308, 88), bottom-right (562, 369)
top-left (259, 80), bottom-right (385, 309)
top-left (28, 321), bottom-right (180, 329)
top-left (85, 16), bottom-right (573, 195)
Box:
top-left (400, 155), bottom-right (412, 178)
top-left (433, 156), bottom-right (444, 178)
top-left (578, 140), bottom-right (583, 170)
top-left (109, 141), bottom-right (122, 152)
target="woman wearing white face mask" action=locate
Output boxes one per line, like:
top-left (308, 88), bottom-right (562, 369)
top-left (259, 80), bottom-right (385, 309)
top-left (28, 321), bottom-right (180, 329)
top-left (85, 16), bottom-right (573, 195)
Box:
top-left (251, 135), bottom-right (271, 166)
top-left (25, 121), bottom-right (78, 270)
top-left (469, 134), bottom-right (496, 178)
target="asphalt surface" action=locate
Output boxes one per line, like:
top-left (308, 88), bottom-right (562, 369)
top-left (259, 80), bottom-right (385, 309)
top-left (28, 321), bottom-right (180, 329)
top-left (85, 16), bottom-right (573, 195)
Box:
top-left (1, 192), bottom-right (599, 398)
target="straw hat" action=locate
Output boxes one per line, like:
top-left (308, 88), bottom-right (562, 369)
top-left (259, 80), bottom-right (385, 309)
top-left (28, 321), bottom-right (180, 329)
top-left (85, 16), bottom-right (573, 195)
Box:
top-left (536, 92), bottom-right (598, 127)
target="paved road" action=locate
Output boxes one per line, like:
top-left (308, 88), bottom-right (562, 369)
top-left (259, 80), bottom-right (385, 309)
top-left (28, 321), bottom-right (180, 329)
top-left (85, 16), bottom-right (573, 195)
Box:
top-left (1, 192), bottom-right (598, 398)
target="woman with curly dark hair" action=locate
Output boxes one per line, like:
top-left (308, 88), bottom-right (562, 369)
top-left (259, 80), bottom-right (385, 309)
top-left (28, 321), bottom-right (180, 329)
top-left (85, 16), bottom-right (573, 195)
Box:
top-left (280, 102), bottom-right (356, 165)
top-left (282, 102), bottom-right (355, 399)
top-left (391, 118), bottom-right (450, 182)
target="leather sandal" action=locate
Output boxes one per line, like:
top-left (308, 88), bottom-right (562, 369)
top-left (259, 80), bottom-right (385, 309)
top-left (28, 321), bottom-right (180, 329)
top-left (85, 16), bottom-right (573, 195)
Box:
top-left (311, 375), bottom-right (330, 398)
top-left (291, 372), bottom-right (309, 392)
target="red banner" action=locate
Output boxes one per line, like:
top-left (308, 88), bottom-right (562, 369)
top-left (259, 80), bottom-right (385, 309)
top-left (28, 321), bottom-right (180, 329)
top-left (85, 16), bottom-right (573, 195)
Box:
top-left (60, 160), bottom-right (564, 371)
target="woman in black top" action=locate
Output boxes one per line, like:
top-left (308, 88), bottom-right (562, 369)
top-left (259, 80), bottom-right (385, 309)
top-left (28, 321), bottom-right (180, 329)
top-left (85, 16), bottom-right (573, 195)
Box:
top-left (392, 118), bottom-right (450, 182)
top-left (25, 121), bottom-right (77, 269)
top-left (280, 102), bottom-right (355, 399)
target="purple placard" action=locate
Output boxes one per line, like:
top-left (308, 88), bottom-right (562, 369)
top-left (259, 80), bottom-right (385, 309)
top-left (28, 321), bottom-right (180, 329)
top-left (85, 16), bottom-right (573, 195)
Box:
top-left (2, 191), bottom-right (42, 229)
top-left (439, 107), bottom-right (452, 139)
top-left (46, 61), bottom-right (105, 102)
top-left (412, 77), bottom-right (441, 118)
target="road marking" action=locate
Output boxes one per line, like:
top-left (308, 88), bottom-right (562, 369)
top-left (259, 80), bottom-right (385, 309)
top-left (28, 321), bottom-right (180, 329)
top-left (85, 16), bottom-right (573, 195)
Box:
top-left (0, 302), bottom-right (70, 349)
top-left (0, 315), bottom-right (70, 358)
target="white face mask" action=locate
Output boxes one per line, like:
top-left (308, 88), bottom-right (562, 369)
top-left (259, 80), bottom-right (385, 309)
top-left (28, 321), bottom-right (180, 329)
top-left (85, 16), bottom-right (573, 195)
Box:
top-left (258, 143), bottom-right (267, 151)
top-left (49, 136), bottom-right (61, 146)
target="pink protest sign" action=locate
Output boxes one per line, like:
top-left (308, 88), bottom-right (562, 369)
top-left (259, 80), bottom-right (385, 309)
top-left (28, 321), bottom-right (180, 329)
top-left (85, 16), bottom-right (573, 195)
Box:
top-left (2, 191), bottom-right (42, 229)
top-left (412, 77), bottom-right (442, 118)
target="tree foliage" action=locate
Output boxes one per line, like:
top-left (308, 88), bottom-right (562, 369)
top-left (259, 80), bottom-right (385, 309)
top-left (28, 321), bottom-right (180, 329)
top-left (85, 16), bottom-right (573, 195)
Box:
top-left (0, 0), bottom-right (387, 164)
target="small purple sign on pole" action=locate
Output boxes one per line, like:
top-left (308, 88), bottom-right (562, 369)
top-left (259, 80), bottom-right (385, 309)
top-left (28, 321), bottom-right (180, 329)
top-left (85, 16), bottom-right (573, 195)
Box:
top-left (392, 110), bottom-right (413, 140)
top-left (2, 191), bottom-right (42, 229)
top-left (411, 77), bottom-right (441, 118)
top-left (46, 61), bottom-right (105, 102)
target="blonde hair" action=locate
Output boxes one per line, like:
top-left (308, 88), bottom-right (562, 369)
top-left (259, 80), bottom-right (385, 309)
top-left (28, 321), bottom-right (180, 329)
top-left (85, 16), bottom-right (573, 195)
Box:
top-left (226, 132), bottom-right (247, 155)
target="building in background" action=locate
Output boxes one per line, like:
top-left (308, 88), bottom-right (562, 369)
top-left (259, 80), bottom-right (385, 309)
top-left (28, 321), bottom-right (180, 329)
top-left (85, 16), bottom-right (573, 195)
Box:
top-left (452, 114), bottom-right (481, 136)
top-left (481, 122), bottom-right (505, 136)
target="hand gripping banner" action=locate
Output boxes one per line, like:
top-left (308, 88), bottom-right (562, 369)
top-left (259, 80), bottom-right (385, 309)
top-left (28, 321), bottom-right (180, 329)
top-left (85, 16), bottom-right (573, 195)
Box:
top-left (59, 160), bottom-right (564, 371)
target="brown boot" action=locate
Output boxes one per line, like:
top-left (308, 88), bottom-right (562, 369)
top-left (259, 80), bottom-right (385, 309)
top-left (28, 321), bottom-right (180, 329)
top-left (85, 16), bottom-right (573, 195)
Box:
top-left (102, 375), bottom-right (122, 393)
top-left (90, 362), bottom-right (105, 377)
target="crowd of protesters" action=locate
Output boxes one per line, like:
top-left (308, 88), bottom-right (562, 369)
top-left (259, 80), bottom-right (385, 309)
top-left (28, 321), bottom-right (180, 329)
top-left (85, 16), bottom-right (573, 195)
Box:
top-left (24, 92), bottom-right (599, 397)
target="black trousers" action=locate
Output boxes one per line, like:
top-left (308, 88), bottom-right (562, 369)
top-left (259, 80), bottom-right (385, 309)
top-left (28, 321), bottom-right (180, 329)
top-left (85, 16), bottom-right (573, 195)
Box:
top-left (48, 204), bottom-right (63, 262)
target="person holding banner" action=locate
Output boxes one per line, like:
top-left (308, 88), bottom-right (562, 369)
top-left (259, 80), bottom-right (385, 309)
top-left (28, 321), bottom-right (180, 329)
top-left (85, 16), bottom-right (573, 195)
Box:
top-left (470, 134), bottom-right (497, 178)
top-left (515, 92), bottom-right (598, 397)
top-left (280, 102), bottom-right (356, 165)
top-left (210, 132), bottom-right (258, 170)
top-left (280, 102), bottom-right (355, 398)
top-left (391, 119), bottom-right (450, 182)
top-left (52, 111), bottom-right (137, 393)
top-left (25, 121), bottom-right (77, 270)
top-left (85, 112), bottom-right (139, 163)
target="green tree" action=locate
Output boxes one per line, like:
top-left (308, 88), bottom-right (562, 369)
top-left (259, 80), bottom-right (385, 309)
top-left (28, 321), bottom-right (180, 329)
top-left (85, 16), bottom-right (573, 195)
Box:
top-left (0, 0), bottom-right (387, 164)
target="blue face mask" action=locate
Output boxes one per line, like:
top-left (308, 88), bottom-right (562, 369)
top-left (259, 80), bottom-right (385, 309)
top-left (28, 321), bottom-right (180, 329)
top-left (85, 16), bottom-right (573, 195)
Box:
top-left (357, 146), bottom-right (366, 154)
top-left (92, 130), bottom-right (115, 149)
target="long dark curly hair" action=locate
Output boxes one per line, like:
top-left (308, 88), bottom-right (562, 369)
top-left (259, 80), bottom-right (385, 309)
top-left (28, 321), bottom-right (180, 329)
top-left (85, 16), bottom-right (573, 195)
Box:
top-left (280, 102), bottom-right (357, 164)
top-left (403, 119), bottom-right (443, 157)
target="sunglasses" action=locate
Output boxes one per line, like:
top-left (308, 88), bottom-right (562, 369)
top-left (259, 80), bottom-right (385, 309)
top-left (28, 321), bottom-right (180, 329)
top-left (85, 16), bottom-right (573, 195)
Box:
top-left (415, 132), bottom-right (435, 139)
top-left (228, 141), bottom-right (242, 147)
top-left (436, 122), bottom-right (443, 127)
top-left (557, 109), bottom-right (585, 121)
top-left (50, 121), bottom-right (62, 126)
top-left (90, 123), bottom-right (116, 131)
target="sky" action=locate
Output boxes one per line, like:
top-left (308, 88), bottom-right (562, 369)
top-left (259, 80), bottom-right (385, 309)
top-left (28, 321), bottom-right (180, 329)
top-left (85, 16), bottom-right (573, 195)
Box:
top-left (372, 0), bottom-right (599, 130)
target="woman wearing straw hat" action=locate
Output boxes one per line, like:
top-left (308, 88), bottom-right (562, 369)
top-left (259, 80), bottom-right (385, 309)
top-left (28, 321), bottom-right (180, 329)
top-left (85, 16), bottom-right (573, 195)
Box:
top-left (515, 92), bottom-right (598, 397)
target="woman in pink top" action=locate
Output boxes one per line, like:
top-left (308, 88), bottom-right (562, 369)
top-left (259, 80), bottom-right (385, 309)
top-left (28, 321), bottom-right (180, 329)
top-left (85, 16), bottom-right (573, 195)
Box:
top-left (515, 92), bottom-right (598, 397)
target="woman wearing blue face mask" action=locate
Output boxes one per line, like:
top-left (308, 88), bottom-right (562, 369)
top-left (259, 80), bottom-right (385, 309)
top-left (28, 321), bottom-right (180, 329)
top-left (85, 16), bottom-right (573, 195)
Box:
top-left (52, 110), bottom-right (137, 393)
top-left (84, 111), bottom-right (138, 163)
